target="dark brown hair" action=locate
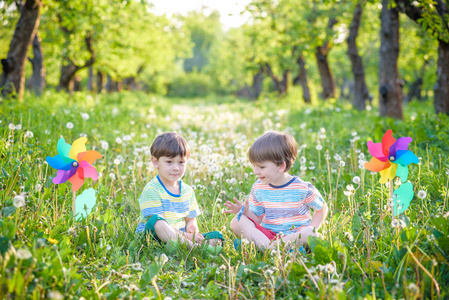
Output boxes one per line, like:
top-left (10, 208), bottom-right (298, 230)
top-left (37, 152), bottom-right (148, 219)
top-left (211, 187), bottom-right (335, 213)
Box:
top-left (150, 132), bottom-right (190, 159)
top-left (248, 131), bottom-right (297, 172)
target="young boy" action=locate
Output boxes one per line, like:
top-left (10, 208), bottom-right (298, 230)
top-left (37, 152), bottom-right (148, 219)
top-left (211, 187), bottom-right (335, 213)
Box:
top-left (136, 132), bottom-right (222, 252)
top-left (224, 131), bottom-right (328, 250)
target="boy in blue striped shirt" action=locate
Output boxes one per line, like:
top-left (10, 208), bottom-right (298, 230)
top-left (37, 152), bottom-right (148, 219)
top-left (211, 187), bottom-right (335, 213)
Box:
top-left (136, 132), bottom-right (222, 253)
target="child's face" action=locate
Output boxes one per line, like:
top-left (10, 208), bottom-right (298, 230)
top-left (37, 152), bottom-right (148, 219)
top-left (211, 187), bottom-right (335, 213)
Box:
top-left (252, 161), bottom-right (286, 185)
top-left (152, 155), bottom-right (187, 184)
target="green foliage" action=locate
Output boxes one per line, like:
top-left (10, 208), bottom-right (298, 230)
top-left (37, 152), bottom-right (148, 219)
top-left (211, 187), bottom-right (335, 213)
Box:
top-left (167, 70), bottom-right (215, 98)
top-left (0, 91), bottom-right (448, 298)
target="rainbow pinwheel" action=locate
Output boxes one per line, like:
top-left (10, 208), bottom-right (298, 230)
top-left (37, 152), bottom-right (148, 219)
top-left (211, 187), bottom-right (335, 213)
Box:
top-left (364, 130), bottom-right (419, 217)
top-left (46, 137), bottom-right (102, 192)
top-left (364, 130), bottom-right (419, 184)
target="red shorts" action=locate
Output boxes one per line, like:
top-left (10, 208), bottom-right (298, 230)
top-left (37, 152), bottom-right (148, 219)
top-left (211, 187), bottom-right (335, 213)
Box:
top-left (247, 217), bottom-right (280, 241)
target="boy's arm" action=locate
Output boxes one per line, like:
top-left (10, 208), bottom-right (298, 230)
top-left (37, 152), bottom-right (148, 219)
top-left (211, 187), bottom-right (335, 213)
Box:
top-left (242, 199), bottom-right (263, 224)
top-left (309, 202), bottom-right (328, 229)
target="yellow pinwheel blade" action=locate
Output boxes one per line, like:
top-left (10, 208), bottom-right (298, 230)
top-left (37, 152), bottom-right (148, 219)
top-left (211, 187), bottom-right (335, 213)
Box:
top-left (69, 137), bottom-right (87, 160)
top-left (379, 163), bottom-right (398, 184)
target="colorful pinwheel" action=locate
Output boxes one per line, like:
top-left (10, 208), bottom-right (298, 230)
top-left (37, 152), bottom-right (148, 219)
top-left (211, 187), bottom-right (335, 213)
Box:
top-left (364, 130), bottom-right (419, 217)
top-left (364, 130), bottom-right (419, 184)
top-left (46, 137), bottom-right (102, 192)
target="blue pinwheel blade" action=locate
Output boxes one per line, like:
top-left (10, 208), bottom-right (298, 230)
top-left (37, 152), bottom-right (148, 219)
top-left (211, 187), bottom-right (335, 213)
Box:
top-left (46, 155), bottom-right (75, 170)
top-left (395, 150), bottom-right (419, 166)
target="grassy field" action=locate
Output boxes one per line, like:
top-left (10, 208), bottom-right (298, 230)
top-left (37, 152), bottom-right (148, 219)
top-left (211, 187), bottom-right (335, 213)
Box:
top-left (1, 91), bottom-right (448, 299)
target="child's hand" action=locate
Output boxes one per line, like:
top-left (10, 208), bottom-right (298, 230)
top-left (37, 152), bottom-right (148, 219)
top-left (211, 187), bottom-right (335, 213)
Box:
top-left (223, 198), bottom-right (243, 215)
top-left (187, 225), bottom-right (199, 234)
top-left (184, 232), bottom-right (205, 243)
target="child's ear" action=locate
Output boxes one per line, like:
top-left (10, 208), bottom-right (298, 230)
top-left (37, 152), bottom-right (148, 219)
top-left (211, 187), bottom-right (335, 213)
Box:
top-left (151, 156), bottom-right (159, 168)
top-left (278, 161), bottom-right (287, 173)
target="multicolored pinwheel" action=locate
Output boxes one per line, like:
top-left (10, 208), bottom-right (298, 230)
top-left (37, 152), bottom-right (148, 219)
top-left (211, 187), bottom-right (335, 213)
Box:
top-left (364, 130), bottom-right (419, 184)
top-left (364, 130), bottom-right (419, 217)
top-left (46, 137), bottom-right (102, 192)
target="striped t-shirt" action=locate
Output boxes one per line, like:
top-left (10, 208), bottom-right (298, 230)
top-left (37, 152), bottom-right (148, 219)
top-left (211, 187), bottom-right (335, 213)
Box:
top-left (135, 175), bottom-right (201, 233)
top-left (246, 176), bottom-right (324, 234)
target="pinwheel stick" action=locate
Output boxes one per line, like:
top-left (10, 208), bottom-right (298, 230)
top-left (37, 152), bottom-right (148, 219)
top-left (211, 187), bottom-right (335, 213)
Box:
top-left (72, 190), bottom-right (76, 216)
top-left (389, 179), bottom-right (394, 221)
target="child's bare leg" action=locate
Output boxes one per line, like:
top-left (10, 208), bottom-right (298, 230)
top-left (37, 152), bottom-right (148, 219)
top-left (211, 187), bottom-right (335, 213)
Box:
top-left (230, 215), bottom-right (270, 250)
top-left (153, 220), bottom-right (194, 248)
top-left (281, 225), bottom-right (316, 248)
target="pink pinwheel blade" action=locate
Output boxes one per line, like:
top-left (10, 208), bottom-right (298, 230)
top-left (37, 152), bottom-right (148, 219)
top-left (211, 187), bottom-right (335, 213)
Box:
top-left (69, 169), bottom-right (85, 192)
top-left (367, 141), bottom-right (388, 162)
top-left (79, 161), bottom-right (98, 181)
top-left (389, 137), bottom-right (412, 160)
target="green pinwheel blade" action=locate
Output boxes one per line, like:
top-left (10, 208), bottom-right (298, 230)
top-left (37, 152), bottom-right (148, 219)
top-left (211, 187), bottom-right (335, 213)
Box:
top-left (57, 138), bottom-right (73, 163)
top-left (395, 164), bottom-right (409, 182)
top-left (75, 188), bottom-right (96, 221)
top-left (392, 182), bottom-right (414, 217)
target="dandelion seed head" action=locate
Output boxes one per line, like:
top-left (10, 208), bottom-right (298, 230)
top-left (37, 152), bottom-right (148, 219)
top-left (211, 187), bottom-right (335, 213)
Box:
top-left (417, 190), bottom-right (427, 199)
top-left (66, 122), bottom-right (74, 129)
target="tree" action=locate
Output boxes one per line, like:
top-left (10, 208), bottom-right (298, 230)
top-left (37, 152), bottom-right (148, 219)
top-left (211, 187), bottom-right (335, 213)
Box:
top-left (395, 0), bottom-right (449, 115)
top-left (379, 0), bottom-right (403, 119)
top-left (347, 2), bottom-right (370, 110)
top-left (0, 0), bottom-right (42, 101)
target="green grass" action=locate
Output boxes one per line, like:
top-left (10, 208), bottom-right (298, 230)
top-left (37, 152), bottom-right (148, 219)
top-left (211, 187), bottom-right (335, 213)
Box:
top-left (1, 91), bottom-right (448, 299)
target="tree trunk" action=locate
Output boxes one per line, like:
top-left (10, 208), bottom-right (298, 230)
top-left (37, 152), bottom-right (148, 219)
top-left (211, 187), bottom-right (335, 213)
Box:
top-left (315, 18), bottom-right (337, 100)
top-left (87, 66), bottom-right (94, 92)
top-left (347, 2), bottom-right (370, 110)
top-left (379, 0), bottom-right (402, 119)
top-left (58, 35), bottom-right (95, 92)
top-left (96, 70), bottom-right (104, 93)
top-left (293, 54), bottom-right (311, 103)
top-left (265, 63), bottom-right (289, 95)
top-left (27, 32), bottom-right (45, 95)
top-left (251, 67), bottom-right (263, 100)
top-left (434, 40), bottom-right (449, 115)
top-left (0, 0), bottom-right (42, 101)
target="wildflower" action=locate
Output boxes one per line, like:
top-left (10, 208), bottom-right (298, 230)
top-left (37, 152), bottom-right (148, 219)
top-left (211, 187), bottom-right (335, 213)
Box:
top-left (100, 140), bottom-right (109, 150)
top-left (320, 128), bottom-right (326, 133)
top-left (344, 190), bottom-right (352, 196)
top-left (417, 190), bottom-right (427, 199)
top-left (24, 130), bottom-right (34, 138)
top-left (216, 198), bottom-right (222, 203)
top-left (13, 194), bottom-right (26, 208)
top-left (346, 185), bottom-right (354, 191)
top-left (16, 249), bottom-right (32, 260)
top-left (123, 135), bottom-right (132, 141)
top-left (316, 145), bottom-right (323, 151)
top-left (160, 253), bottom-right (168, 264)
top-left (443, 211), bottom-right (449, 218)
top-left (48, 238), bottom-right (58, 244)
top-left (112, 107), bottom-right (119, 116)
top-left (35, 184), bottom-right (42, 193)
top-left (324, 263), bottom-right (335, 273)
top-left (81, 113), bottom-right (90, 120)
top-left (352, 176), bottom-right (361, 184)
top-left (339, 161), bottom-right (346, 167)
top-left (15, 124), bottom-right (22, 130)
top-left (48, 291), bottom-right (63, 300)
top-left (9, 123), bottom-right (15, 130)
top-left (344, 232), bottom-right (354, 242)
top-left (132, 263), bottom-right (143, 271)
top-left (300, 156), bottom-right (306, 164)
top-left (116, 137), bottom-right (122, 144)
top-left (113, 159), bottom-right (120, 165)
top-left (391, 219), bottom-right (400, 228)
top-left (66, 122), bottom-right (74, 129)
top-left (407, 283), bottom-right (419, 294)
top-left (45, 129), bottom-right (51, 135)
top-left (109, 173), bottom-right (116, 180)
top-left (394, 177), bottom-right (402, 186)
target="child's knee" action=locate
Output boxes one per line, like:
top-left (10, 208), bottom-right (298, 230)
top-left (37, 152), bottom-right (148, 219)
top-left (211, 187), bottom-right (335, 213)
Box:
top-left (153, 220), bottom-right (168, 234)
